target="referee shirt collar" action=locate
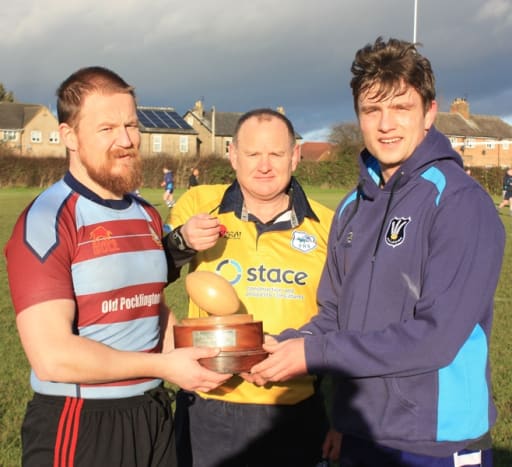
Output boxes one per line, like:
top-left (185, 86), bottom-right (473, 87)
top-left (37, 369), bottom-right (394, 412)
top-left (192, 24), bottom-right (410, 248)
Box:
top-left (217, 177), bottom-right (319, 224)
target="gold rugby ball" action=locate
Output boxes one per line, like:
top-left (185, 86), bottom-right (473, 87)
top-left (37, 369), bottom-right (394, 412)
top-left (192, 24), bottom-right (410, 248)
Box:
top-left (185, 271), bottom-right (240, 316)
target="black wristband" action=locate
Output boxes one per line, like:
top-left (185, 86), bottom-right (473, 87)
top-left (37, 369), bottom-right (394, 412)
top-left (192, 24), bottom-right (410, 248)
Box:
top-left (170, 226), bottom-right (189, 251)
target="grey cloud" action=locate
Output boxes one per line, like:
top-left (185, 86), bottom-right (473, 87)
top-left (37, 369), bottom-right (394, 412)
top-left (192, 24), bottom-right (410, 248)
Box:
top-left (2, 0), bottom-right (511, 139)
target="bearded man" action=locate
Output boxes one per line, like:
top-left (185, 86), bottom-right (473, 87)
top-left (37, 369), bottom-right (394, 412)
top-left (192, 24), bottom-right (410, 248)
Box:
top-left (5, 66), bottom-right (230, 467)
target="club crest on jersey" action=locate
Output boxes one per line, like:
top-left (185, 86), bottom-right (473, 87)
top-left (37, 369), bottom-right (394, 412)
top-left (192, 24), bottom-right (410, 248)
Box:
top-left (385, 217), bottom-right (411, 248)
top-left (90, 226), bottom-right (120, 255)
top-left (291, 231), bottom-right (317, 252)
top-left (149, 226), bottom-right (163, 248)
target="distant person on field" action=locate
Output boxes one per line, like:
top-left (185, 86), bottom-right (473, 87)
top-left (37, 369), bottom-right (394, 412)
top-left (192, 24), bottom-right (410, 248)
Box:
top-left (4, 66), bottom-right (230, 467)
top-left (161, 167), bottom-right (175, 207)
top-left (498, 167), bottom-right (512, 214)
top-left (188, 167), bottom-right (200, 189)
top-left (248, 37), bottom-right (505, 466)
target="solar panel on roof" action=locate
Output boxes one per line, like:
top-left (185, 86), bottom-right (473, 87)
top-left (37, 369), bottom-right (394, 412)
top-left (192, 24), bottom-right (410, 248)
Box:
top-left (148, 110), bottom-right (167, 128)
top-left (173, 112), bottom-right (192, 129)
top-left (157, 111), bottom-right (179, 129)
top-left (137, 108), bottom-right (192, 130)
top-left (138, 111), bottom-right (157, 128)
top-left (165, 111), bottom-right (186, 129)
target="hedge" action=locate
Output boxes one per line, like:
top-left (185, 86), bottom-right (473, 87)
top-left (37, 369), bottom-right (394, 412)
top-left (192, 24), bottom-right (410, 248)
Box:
top-left (0, 151), bottom-right (505, 196)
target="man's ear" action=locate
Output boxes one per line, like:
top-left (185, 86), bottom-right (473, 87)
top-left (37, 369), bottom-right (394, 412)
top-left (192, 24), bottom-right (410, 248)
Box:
top-left (425, 100), bottom-right (438, 130)
top-left (59, 123), bottom-right (78, 152)
top-left (228, 142), bottom-right (237, 171)
top-left (291, 144), bottom-right (300, 172)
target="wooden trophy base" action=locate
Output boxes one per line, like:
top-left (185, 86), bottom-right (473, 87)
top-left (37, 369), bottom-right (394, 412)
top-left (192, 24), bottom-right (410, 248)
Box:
top-left (173, 314), bottom-right (267, 373)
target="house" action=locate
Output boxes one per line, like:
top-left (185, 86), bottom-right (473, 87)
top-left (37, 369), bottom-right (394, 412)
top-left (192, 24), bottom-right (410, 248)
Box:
top-left (0, 102), bottom-right (66, 157)
top-left (183, 101), bottom-right (302, 157)
top-left (435, 98), bottom-right (512, 168)
top-left (183, 100), bottom-right (241, 157)
top-left (299, 142), bottom-right (336, 161)
top-left (137, 106), bottom-right (198, 157)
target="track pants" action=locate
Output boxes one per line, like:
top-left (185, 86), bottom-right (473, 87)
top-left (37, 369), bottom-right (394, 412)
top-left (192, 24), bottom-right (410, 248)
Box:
top-left (338, 434), bottom-right (492, 467)
top-left (175, 390), bottom-right (329, 467)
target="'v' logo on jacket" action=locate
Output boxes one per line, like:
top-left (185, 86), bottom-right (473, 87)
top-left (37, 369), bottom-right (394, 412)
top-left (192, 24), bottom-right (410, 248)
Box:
top-left (385, 216), bottom-right (411, 248)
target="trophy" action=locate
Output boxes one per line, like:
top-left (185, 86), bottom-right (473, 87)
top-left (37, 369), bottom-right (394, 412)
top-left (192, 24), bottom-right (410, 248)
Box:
top-left (173, 271), bottom-right (267, 373)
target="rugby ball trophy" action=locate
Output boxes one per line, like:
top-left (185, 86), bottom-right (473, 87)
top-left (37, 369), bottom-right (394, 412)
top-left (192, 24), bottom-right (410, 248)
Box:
top-left (173, 271), bottom-right (267, 373)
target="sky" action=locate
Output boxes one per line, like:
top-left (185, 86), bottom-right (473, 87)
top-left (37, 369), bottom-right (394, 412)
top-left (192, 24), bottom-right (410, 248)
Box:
top-left (1, 0), bottom-right (511, 142)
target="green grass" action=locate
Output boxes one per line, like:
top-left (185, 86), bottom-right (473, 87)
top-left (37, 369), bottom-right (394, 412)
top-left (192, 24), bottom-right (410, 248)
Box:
top-left (1, 186), bottom-right (511, 466)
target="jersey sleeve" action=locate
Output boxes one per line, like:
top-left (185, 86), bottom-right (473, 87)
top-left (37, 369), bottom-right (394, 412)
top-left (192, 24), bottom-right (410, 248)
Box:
top-left (5, 201), bottom-right (76, 314)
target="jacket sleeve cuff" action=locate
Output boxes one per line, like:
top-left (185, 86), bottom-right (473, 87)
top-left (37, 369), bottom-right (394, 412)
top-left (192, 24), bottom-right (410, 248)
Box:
top-left (304, 334), bottom-right (328, 374)
top-left (162, 233), bottom-right (197, 283)
top-left (275, 327), bottom-right (304, 342)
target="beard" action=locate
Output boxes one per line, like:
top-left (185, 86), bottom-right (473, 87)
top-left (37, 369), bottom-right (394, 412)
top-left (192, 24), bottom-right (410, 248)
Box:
top-left (83, 148), bottom-right (143, 197)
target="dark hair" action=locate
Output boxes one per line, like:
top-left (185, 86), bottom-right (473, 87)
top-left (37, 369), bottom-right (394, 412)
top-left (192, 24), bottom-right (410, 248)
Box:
top-left (56, 66), bottom-right (135, 127)
top-left (350, 37), bottom-right (436, 115)
top-left (233, 108), bottom-right (296, 147)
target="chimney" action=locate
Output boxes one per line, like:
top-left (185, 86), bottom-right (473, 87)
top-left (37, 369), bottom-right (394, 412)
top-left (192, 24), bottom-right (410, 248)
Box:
top-left (194, 99), bottom-right (204, 117)
top-left (450, 98), bottom-right (470, 120)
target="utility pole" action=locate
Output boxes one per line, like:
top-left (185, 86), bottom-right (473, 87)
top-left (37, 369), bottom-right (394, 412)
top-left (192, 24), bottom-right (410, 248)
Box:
top-left (413, 0), bottom-right (418, 42)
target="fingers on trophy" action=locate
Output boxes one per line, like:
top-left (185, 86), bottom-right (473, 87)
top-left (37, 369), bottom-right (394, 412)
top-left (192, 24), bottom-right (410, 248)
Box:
top-left (173, 271), bottom-right (267, 373)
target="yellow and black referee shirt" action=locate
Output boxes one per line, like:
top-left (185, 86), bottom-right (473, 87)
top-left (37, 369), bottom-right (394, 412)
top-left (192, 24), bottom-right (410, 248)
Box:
top-left (168, 178), bottom-right (333, 405)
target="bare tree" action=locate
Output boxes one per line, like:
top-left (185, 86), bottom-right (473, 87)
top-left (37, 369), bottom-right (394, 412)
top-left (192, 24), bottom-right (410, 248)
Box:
top-left (0, 83), bottom-right (15, 102)
top-left (329, 121), bottom-right (363, 148)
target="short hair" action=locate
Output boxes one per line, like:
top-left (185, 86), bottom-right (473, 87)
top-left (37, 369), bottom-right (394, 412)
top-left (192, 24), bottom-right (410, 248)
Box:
top-left (350, 37), bottom-right (436, 115)
top-left (233, 108), bottom-right (296, 148)
top-left (56, 66), bottom-right (135, 127)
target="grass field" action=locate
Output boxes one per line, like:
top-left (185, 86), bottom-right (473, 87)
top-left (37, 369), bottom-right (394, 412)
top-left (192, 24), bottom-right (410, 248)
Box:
top-left (1, 186), bottom-right (511, 466)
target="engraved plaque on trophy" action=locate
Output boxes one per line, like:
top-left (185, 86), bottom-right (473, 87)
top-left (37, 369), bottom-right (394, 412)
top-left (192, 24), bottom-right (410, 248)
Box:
top-left (173, 271), bottom-right (267, 373)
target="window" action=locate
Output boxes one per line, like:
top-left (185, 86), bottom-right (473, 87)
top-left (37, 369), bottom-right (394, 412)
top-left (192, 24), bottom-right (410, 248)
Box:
top-left (465, 138), bottom-right (475, 149)
top-left (449, 137), bottom-right (457, 146)
top-left (3, 130), bottom-right (16, 141)
top-left (179, 136), bottom-right (188, 153)
top-left (31, 131), bottom-right (42, 143)
top-left (502, 141), bottom-right (510, 150)
top-left (49, 131), bottom-right (60, 144)
top-left (152, 134), bottom-right (162, 153)
top-left (225, 138), bottom-right (232, 157)
top-left (486, 141), bottom-right (495, 150)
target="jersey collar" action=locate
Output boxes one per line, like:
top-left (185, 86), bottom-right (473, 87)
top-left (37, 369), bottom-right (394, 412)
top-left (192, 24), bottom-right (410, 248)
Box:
top-left (63, 172), bottom-right (133, 210)
top-left (217, 177), bottom-right (319, 225)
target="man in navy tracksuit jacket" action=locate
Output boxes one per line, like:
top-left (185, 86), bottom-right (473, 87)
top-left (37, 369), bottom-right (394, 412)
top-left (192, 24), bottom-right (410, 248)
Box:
top-left (248, 37), bottom-right (505, 466)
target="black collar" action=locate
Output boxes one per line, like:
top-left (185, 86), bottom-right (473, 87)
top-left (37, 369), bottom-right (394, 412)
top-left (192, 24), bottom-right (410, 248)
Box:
top-left (63, 172), bottom-right (134, 209)
top-left (214, 177), bottom-right (319, 225)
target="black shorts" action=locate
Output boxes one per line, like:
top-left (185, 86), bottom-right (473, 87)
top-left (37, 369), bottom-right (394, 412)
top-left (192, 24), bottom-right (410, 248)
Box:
top-left (503, 191), bottom-right (512, 201)
top-left (22, 387), bottom-right (176, 467)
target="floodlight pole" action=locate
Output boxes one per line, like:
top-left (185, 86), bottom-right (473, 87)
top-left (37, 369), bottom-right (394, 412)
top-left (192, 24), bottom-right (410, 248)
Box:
top-left (413, 0), bottom-right (418, 42)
